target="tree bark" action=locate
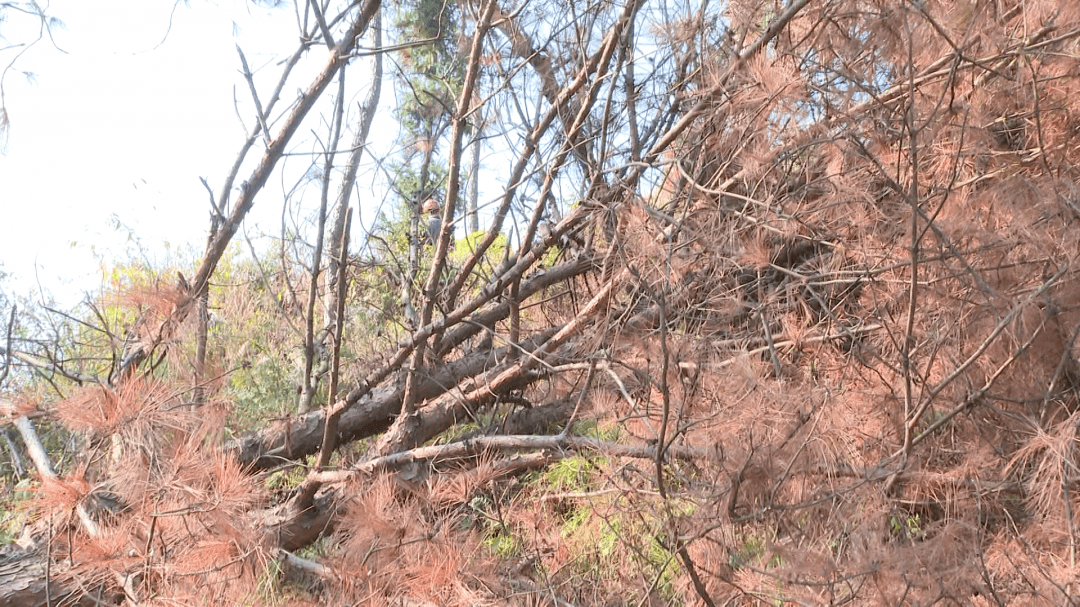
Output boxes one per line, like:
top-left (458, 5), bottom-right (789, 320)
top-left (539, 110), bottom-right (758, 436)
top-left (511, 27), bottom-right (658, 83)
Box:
top-left (465, 107), bottom-right (482, 234)
top-left (228, 334), bottom-right (552, 470)
top-left (0, 550), bottom-right (122, 607)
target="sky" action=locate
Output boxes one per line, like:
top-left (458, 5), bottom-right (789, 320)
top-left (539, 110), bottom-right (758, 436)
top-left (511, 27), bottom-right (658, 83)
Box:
top-left (0, 0), bottom-right (392, 305)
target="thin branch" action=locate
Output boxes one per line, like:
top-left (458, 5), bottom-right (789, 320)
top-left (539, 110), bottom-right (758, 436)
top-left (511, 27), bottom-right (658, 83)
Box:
top-left (0, 304), bottom-right (15, 385)
top-left (307, 0), bottom-right (335, 48)
top-left (312, 433), bottom-right (713, 482)
top-left (235, 44), bottom-right (272, 148)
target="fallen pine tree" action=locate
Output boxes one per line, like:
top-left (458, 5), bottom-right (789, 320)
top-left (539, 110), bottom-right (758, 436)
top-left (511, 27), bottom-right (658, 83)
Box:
top-left (6, 0), bottom-right (1080, 604)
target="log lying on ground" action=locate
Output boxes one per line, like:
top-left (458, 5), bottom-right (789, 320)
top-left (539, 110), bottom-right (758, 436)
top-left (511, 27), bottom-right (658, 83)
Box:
top-left (372, 364), bottom-right (548, 455)
top-left (0, 549), bottom-right (122, 607)
top-left (229, 334), bottom-right (553, 471)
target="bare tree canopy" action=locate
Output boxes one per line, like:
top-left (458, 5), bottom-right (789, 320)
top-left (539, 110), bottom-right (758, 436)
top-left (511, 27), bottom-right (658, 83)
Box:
top-left (4, 0), bottom-right (1080, 604)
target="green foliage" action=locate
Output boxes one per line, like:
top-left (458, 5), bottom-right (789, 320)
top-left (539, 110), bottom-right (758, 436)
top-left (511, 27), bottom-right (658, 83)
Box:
top-left (451, 229), bottom-right (508, 266)
top-left (388, 162), bottom-right (448, 210)
top-left (448, 229), bottom-right (509, 297)
top-left (297, 535), bottom-right (335, 560)
top-left (527, 424), bottom-right (618, 502)
top-left (432, 418), bottom-right (482, 444)
top-left (729, 529), bottom-right (784, 571)
top-left (521, 429), bottom-right (696, 604)
top-left (729, 535), bottom-right (764, 570)
top-left (539, 240), bottom-right (561, 268)
top-left (252, 557), bottom-right (287, 606)
top-left (542, 456), bottom-right (598, 493)
top-left (889, 512), bottom-right (924, 541)
top-left (560, 502), bottom-right (592, 538)
top-left (225, 339), bottom-right (298, 431)
top-left (482, 525), bottom-right (521, 558)
top-left (391, 0), bottom-right (464, 138)
top-left (463, 493), bottom-right (522, 558)
top-left (568, 419), bottom-right (620, 442)
top-left (553, 494), bottom-right (682, 602)
top-left (642, 532), bottom-right (679, 595)
top-left (0, 479), bottom-right (32, 545)
top-left (264, 460), bottom-right (310, 493)
top-left (386, 0), bottom-right (466, 269)
top-left (205, 249), bottom-right (303, 429)
top-left (349, 269), bottom-right (407, 345)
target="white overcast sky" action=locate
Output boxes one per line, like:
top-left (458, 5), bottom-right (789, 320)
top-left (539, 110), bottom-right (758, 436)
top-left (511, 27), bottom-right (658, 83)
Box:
top-left (0, 0), bottom-right (394, 305)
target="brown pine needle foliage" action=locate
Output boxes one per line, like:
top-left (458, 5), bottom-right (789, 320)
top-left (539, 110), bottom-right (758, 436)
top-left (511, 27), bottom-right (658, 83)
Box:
top-left (34, 469), bottom-right (91, 515)
top-left (28, 369), bottom-right (265, 604)
top-left (326, 474), bottom-right (507, 605)
top-left (11, 0), bottom-right (1080, 605)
